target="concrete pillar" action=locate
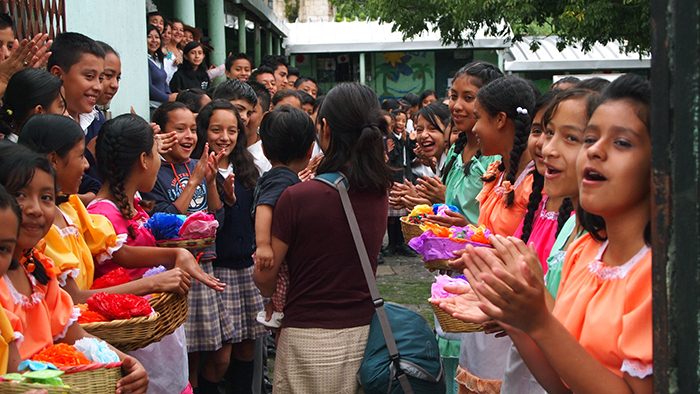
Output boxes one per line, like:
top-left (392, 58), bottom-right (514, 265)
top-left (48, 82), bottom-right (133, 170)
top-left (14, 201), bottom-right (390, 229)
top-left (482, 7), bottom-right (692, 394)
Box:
top-left (266, 31), bottom-right (273, 56)
top-left (359, 52), bottom-right (366, 85)
top-left (290, 54), bottom-right (296, 67)
top-left (254, 22), bottom-right (261, 67)
top-left (237, 9), bottom-right (246, 53)
top-left (174, 0), bottom-right (196, 26)
top-left (208, 0), bottom-right (226, 85)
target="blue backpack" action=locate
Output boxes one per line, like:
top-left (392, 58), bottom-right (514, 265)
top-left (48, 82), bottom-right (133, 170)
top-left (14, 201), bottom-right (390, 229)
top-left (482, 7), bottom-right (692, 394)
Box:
top-left (315, 173), bottom-right (446, 394)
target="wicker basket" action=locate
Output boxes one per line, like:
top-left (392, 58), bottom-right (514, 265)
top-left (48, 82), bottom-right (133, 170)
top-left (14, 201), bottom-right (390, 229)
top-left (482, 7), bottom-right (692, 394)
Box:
top-left (80, 312), bottom-right (158, 352)
top-left (424, 259), bottom-right (452, 270)
top-left (140, 292), bottom-right (189, 348)
top-left (60, 362), bottom-right (123, 394)
top-left (156, 236), bottom-right (215, 251)
top-left (430, 303), bottom-right (484, 333)
top-left (399, 216), bottom-right (423, 244)
top-left (0, 381), bottom-right (81, 394)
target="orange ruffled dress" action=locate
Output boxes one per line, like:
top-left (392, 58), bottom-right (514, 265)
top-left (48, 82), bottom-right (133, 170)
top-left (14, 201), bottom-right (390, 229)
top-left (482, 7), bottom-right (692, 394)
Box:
top-left (0, 307), bottom-right (15, 374)
top-left (553, 234), bottom-right (652, 379)
top-left (43, 195), bottom-right (126, 290)
top-left (0, 244), bottom-right (79, 359)
top-left (476, 160), bottom-right (534, 237)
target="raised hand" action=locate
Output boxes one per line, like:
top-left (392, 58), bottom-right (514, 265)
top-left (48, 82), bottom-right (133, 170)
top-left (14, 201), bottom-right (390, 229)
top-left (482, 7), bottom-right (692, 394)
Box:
top-left (223, 174), bottom-right (236, 205)
top-left (426, 209), bottom-right (468, 228)
top-left (430, 283), bottom-right (490, 324)
top-left (149, 268), bottom-right (191, 295)
top-left (416, 175), bottom-right (446, 204)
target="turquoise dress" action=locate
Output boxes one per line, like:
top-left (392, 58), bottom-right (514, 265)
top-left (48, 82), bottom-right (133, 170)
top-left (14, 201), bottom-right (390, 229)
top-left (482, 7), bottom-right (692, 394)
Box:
top-left (442, 145), bottom-right (500, 224)
top-left (544, 214), bottom-right (584, 299)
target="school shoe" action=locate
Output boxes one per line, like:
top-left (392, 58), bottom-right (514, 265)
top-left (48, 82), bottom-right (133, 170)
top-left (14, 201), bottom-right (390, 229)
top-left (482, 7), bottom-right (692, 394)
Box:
top-left (381, 245), bottom-right (395, 256)
top-left (395, 244), bottom-right (417, 257)
top-left (378, 253), bottom-right (385, 265)
top-left (256, 311), bottom-right (284, 328)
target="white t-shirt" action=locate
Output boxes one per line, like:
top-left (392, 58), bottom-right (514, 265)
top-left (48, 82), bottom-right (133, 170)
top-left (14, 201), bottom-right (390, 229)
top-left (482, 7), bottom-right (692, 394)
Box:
top-left (248, 140), bottom-right (272, 177)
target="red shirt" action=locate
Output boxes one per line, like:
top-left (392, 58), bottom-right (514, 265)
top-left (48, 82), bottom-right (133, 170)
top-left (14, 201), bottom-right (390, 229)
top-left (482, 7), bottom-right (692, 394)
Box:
top-left (272, 180), bottom-right (388, 329)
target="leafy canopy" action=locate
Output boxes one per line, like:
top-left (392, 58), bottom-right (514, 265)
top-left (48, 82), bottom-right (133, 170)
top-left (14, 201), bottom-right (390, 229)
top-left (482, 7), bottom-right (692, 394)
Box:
top-left (330, 0), bottom-right (650, 54)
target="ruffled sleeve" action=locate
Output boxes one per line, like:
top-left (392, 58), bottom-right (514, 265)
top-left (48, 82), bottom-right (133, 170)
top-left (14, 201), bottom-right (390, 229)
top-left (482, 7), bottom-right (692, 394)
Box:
top-left (0, 307), bottom-right (15, 374)
top-left (62, 195), bottom-right (125, 264)
top-left (618, 254), bottom-right (653, 379)
top-left (43, 276), bottom-right (80, 341)
top-left (42, 226), bottom-right (83, 287)
top-left (475, 160), bottom-right (501, 203)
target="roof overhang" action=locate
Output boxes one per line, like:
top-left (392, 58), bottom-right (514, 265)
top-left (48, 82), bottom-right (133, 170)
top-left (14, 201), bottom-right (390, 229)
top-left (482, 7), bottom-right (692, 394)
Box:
top-left (228, 0), bottom-right (289, 37)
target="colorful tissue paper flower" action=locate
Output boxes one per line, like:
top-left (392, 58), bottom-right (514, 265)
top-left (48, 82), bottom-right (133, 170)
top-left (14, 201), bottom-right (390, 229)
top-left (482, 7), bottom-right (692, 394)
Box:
top-left (432, 204), bottom-right (459, 216)
top-left (87, 292), bottom-right (153, 320)
top-left (409, 205), bottom-right (433, 217)
top-left (179, 211), bottom-right (219, 238)
top-left (419, 222), bottom-right (451, 237)
top-left (430, 275), bottom-right (470, 299)
top-left (76, 303), bottom-right (110, 324)
top-left (450, 224), bottom-right (492, 246)
top-left (145, 213), bottom-right (184, 240)
top-left (31, 344), bottom-right (92, 367)
top-left (143, 265), bottom-right (167, 278)
top-left (74, 338), bottom-right (119, 363)
top-left (90, 267), bottom-right (131, 290)
top-left (500, 180), bottom-right (514, 195)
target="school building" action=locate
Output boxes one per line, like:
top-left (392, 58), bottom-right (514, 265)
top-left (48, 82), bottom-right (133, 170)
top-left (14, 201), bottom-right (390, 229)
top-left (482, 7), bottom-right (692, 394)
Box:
top-left (283, 19), bottom-right (651, 99)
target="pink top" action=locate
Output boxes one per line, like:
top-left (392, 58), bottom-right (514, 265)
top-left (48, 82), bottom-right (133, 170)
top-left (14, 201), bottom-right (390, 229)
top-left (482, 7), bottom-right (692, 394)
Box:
top-left (87, 198), bottom-right (155, 280)
top-left (513, 196), bottom-right (559, 274)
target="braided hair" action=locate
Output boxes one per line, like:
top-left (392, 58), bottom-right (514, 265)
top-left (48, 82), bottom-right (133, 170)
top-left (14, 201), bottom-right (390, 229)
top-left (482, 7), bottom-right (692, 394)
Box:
top-left (555, 198), bottom-right (574, 238)
top-left (519, 90), bottom-right (561, 242)
top-left (95, 114), bottom-right (155, 239)
top-left (442, 61), bottom-right (504, 184)
top-left (476, 76), bottom-right (536, 207)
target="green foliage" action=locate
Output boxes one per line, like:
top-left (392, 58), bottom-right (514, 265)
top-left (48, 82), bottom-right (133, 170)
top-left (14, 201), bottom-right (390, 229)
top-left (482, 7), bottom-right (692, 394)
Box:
top-left (329, 0), bottom-right (650, 54)
top-left (285, 0), bottom-right (299, 21)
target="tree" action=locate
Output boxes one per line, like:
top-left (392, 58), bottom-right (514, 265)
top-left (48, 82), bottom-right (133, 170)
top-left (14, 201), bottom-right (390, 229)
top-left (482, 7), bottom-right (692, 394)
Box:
top-left (329, 0), bottom-right (650, 54)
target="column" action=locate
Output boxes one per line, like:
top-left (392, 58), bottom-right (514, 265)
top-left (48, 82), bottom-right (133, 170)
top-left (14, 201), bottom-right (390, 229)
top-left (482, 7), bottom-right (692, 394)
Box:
top-left (254, 22), bottom-right (261, 66)
top-left (273, 36), bottom-right (280, 56)
top-left (238, 9), bottom-right (246, 53)
top-left (208, 0), bottom-right (226, 84)
top-left (266, 30), bottom-right (273, 56)
top-left (174, 0), bottom-right (196, 26)
top-left (359, 52), bottom-right (366, 85)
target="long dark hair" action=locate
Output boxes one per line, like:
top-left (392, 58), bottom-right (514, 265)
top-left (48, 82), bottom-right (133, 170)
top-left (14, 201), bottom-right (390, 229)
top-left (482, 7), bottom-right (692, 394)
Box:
top-left (442, 61), bottom-right (504, 184)
top-left (95, 114), bottom-right (155, 239)
top-left (194, 100), bottom-right (258, 191)
top-left (578, 74), bottom-right (651, 245)
top-left (414, 102), bottom-right (450, 165)
top-left (177, 42), bottom-right (210, 89)
top-left (477, 76), bottom-right (536, 208)
top-left (0, 144), bottom-right (53, 285)
top-left (147, 24), bottom-right (164, 64)
top-left (0, 69), bottom-right (64, 137)
top-left (315, 83), bottom-right (393, 193)
top-left (520, 89), bottom-right (560, 243)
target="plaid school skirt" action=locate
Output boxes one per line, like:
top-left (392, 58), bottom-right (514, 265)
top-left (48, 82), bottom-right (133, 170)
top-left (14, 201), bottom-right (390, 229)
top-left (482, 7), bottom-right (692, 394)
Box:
top-left (184, 259), bottom-right (236, 353)
top-left (213, 265), bottom-right (267, 344)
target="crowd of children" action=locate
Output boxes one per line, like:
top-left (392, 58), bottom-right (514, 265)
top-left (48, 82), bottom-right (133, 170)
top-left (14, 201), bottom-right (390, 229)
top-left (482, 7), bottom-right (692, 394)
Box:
top-left (0, 7), bottom-right (653, 394)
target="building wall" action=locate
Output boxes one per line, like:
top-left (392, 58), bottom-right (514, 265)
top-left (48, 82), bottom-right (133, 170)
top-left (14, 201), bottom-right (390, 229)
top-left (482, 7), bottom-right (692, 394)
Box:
top-left (273, 0), bottom-right (334, 22)
top-left (64, 1), bottom-right (149, 119)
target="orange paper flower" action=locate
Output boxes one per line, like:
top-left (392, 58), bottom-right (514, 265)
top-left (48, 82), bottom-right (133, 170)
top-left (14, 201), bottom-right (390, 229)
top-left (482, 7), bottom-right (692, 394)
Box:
top-left (420, 222), bottom-right (451, 237)
top-left (32, 343), bottom-right (92, 367)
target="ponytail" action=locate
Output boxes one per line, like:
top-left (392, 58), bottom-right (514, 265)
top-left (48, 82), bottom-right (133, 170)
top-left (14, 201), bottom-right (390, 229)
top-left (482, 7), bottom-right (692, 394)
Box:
top-left (555, 197), bottom-right (574, 238)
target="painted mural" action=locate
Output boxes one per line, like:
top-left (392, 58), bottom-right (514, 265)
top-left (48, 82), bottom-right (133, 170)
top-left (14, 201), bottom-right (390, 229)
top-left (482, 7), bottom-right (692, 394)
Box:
top-left (373, 51), bottom-right (435, 99)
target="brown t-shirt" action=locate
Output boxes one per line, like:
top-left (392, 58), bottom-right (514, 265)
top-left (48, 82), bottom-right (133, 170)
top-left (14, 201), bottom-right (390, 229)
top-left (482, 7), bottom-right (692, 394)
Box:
top-left (271, 179), bottom-right (388, 329)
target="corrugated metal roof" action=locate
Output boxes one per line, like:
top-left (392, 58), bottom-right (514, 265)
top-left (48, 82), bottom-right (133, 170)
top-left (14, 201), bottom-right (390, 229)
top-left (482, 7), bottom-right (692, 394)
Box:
top-left (504, 36), bottom-right (650, 71)
top-left (283, 19), bottom-right (510, 54)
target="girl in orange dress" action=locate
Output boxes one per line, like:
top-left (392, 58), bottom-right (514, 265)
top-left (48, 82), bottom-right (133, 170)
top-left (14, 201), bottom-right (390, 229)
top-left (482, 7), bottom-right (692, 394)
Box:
top-left (0, 145), bottom-right (149, 394)
top-left (472, 76), bottom-right (537, 238)
top-left (460, 74), bottom-right (653, 394)
top-left (0, 185), bottom-right (22, 375)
